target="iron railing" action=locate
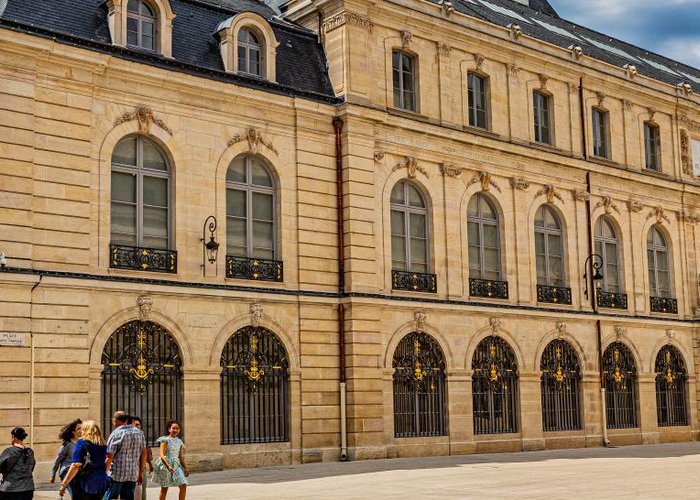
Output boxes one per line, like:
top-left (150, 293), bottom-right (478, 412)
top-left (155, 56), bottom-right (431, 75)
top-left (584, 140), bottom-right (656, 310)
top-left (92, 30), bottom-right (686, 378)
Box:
top-left (109, 243), bottom-right (177, 273)
top-left (393, 331), bottom-right (447, 438)
top-left (101, 320), bottom-right (183, 447)
top-left (392, 270), bottom-right (437, 293)
top-left (220, 326), bottom-right (289, 444)
top-left (655, 345), bottom-right (688, 427)
top-left (603, 342), bottom-right (638, 429)
top-left (226, 256), bottom-right (283, 282)
top-left (596, 289), bottom-right (628, 309)
top-left (650, 296), bottom-right (678, 314)
top-left (472, 336), bottom-right (519, 435)
top-left (540, 339), bottom-right (582, 432)
top-left (469, 278), bottom-right (509, 300)
top-left (536, 285), bottom-right (572, 305)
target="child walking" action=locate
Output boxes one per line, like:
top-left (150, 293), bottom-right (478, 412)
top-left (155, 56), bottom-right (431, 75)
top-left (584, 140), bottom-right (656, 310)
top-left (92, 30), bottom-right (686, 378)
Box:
top-left (150, 421), bottom-right (188, 500)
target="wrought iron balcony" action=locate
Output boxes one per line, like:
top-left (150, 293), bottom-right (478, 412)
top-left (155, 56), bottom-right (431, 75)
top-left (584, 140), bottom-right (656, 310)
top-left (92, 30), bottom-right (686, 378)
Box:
top-left (537, 284), bottom-right (572, 305)
top-left (109, 243), bottom-right (177, 273)
top-left (226, 255), bottom-right (283, 282)
top-left (392, 270), bottom-right (437, 293)
top-left (596, 289), bottom-right (628, 309)
top-left (469, 278), bottom-right (509, 300)
top-left (650, 296), bottom-right (678, 314)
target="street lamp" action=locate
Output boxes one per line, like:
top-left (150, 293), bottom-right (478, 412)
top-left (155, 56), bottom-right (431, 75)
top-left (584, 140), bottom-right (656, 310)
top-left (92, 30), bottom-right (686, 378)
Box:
top-left (583, 253), bottom-right (604, 301)
top-left (201, 215), bottom-right (219, 276)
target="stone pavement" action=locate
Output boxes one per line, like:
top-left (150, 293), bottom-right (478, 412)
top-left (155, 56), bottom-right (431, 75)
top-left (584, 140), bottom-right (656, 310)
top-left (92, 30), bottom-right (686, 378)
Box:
top-left (35, 442), bottom-right (700, 500)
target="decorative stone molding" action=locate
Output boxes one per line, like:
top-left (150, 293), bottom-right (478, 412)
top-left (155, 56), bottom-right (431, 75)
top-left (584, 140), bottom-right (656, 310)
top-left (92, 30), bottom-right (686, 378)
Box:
top-left (647, 207), bottom-right (670, 224)
top-left (680, 129), bottom-right (691, 175)
top-left (623, 64), bottom-right (638, 79)
top-left (535, 184), bottom-right (564, 204)
top-left (594, 196), bottom-right (620, 215)
top-left (627, 199), bottom-right (643, 213)
top-left (676, 209), bottom-right (700, 224)
top-left (488, 317), bottom-right (501, 334)
top-left (622, 99), bottom-right (633, 111)
top-left (374, 151), bottom-right (385, 161)
top-left (467, 171), bottom-right (501, 192)
top-left (440, 163), bottom-right (463, 178)
top-left (507, 63), bottom-right (520, 78)
top-left (393, 156), bottom-right (428, 179)
top-left (115, 106), bottom-right (173, 136)
top-left (400, 30), bottom-right (412, 48)
top-left (509, 177), bottom-right (530, 191)
top-left (250, 302), bottom-right (264, 328)
top-left (567, 82), bottom-right (579, 94)
top-left (439, 0), bottom-right (454, 17)
top-left (666, 329), bottom-right (675, 341)
top-left (538, 73), bottom-right (549, 90)
top-left (615, 325), bottom-right (625, 339)
top-left (137, 296), bottom-right (153, 321)
top-left (474, 53), bottom-right (485, 71)
top-left (679, 116), bottom-right (700, 133)
top-left (647, 107), bottom-right (657, 122)
top-left (507, 23), bottom-right (522, 40)
top-left (555, 321), bottom-right (566, 338)
top-left (228, 127), bottom-right (278, 155)
top-left (435, 42), bottom-right (451, 56)
top-left (595, 91), bottom-right (606, 107)
top-left (571, 190), bottom-right (590, 202)
top-left (568, 44), bottom-right (582, 60)
top-left (322, 11), bottom-right (374, 33)
top-left (414, 310), bottom-right (427, 333)
top-left (677, 82), bottom-right (693, 96)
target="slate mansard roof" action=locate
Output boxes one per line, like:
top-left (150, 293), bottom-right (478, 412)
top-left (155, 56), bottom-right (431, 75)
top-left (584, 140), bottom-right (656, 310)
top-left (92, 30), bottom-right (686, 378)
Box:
top-left (0, 0), bottom-right (339, 103)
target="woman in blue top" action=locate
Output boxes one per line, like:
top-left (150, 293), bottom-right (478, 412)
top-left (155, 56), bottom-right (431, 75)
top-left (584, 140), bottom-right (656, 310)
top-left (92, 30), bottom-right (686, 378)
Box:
top-left (58, 420), bottom-right (108, 500)
top-left (50, 419), bottom-right (82, 491)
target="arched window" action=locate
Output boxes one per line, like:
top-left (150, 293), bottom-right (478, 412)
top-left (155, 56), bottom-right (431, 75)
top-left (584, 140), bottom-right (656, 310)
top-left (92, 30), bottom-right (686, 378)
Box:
top-left (220, 326), bottom-right (289, 444)
top-left (237, 27), bottom-right (263, 77)
top-left (226, 155), bottom-right (280, 281)
top-left (391, 180), bottom-right (429, 272)
top-left (127, 0), bottom-right (157, 51)
top-left (655, 345), bottom-right (688, 427)
top-left (534, 205), bottom-right (564, 287)
top-left (647, 226), bottom-right (671, 298)
top-left (392, 51), bottom-right (417, 112)
top-left (468, 194), bottom-right (507, 299)
top-left (101, 320), bottom-right (183, 446)
top-left (594, 217), bottom-right (625, 308)
top-left (111, 136), bottom-right (174, 272)
top-left (603, 342), bottom-right (638, 429)
top-left (540, 339), bottom-right (581, 432)
top-left (472, 336), bottom-right (519, 434)
top-left (392, 331), bottom-right (447, 437)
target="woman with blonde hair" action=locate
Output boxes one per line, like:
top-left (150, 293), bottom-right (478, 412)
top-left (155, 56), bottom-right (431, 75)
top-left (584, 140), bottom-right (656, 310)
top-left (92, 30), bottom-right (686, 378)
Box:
top-left (59, 421), bottom-right (108, 500)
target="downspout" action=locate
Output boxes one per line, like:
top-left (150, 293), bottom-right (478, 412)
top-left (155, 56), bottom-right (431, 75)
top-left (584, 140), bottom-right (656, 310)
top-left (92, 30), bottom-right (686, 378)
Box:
top-left (29, 273), bottom-right (43, 447)
top-left (333, 117), bottom-right (348, 461)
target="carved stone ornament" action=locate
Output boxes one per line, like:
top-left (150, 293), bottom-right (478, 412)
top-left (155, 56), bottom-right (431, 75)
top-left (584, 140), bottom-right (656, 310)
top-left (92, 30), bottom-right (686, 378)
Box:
top-left (535, 184), bottom-right (564, 204)
top-left (440, 163), bottom-right (463, 178)
top-left (680, 129), bottom-right (690, 175)
top-left (228, 127), bottom-right (278, 155)
top-left (137, 295), bottom-right (153, 321)
top-left (677, 82), bottom-right (693, 96)
top-left (567, 82), bottom-right (579, 94)
top-left (676, 209), bottom-right (700, 224)
top-left (666, 329), bottom-right (676, 340)
top-left (322, 11), bottom-right (374, 33)
top-left (115, 106), bottom-right (173, 136)
top-left (647, 207), bottom-right (670, 225)
top-left (594, 196), bottom-right (621, 215)
top-left (414, 311), bottom-right (427, 333)
top-left (474, 53), bottom-right (485, 71)
top-left (508, 63), bottom-right (520, 78)
top-left (489, 317), bottom-right (501, 334)
top-left (627, 199), bottom-right (643, 213)
top-left (393, 156), bottom-right (428, 179)
top-left (400, 30), bottom-right (412, 48)
top-left (622, 99), bottom-right (633, 111)
top-left (509, 177), bottom-right (530, 191)
top-left (250, 302), bottom-right (264, 328)
top-left (538, 73), bottom-right (549, 90)
top-left (693, 304), bottom-right (700, 319)
top-left (508, 23), bottom-right (522, 40)
top-left (679, 116), bottom-right (700, 134)
top-left (439, 0), bottom-right (455, 17)
top-left (374, 151), bottom-right (385, 162)
top-left (615, 325), bottom-right (625, 340)
top-left (568, 45), bottom-right (583, 60)
top-left (571, 190), bottom-right (590, 202)
top-left (595, 91), bottom-right (606, 107)
top-left (467, 171), bottom-right (501, 192)
top-left (623, 64), bottom-right (638, 79)
top-left (555, 321), bottom-right (566, 338)
top-left (647, 107), bottom-right (657, 122)
top-left (436, 42), bottom-right (451, 56)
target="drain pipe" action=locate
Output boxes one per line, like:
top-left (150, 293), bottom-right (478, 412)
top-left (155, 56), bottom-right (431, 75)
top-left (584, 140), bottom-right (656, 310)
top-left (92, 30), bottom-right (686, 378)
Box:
top-left (29, 273), bottom-right (43, 447)
top-left (333, 117), bottom-right (348, 461)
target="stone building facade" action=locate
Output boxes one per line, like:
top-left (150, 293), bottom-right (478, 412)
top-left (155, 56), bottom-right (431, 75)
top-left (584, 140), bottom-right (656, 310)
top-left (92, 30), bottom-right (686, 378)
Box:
top-left (1, 0), bottom-right (699, 477)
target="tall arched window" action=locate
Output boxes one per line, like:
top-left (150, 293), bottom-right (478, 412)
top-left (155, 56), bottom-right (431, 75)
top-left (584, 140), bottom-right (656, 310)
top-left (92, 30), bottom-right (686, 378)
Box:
top-left (647, 226), bottom-right (676, 314)
top-left (603, 342), bottom-right (638, 429)
top-left (534, 205), bottom-right (570, 304)
top-left (237, 27), bottom-right (263, 77)
top-left (226, 155), bottom-right (281, 281)
top-left (391, 180), bottom-right (435, 292)
top-left (594, 217), bottom-right (626, 309)
top-left (468, 194), bottom-right (506, 299)
top-left (472, 336), bottom-right (519, 434)
top-left (111, 136), bottom-right (174, 272)
top-left (655, 345), bottom-right (688, 427)
top-left (540, 339), bottom-right (581, 432)
top-left (220, 326), bottom-right (289, 444)
top-left (127, 0), bottom-right (157, 51)
top-left (101, 320), bottom-right (183, 446)
top-left (392, 331), bottom-right (447, 437)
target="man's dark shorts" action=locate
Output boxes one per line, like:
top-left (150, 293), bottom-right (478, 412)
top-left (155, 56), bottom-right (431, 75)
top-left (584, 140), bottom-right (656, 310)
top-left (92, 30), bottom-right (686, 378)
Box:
top-left (105, 479), bottom-right (136, 500)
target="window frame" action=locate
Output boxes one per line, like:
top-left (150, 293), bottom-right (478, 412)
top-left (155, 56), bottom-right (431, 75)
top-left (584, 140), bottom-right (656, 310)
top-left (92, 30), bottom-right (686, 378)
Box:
top-left (534, 205), bottom-right (565, 287)
top-left (392, 50), bottom-right (417, 112)
top-left (237, 27), bottom-right (264, 78)
top-left (594, 217), bottom-right (622, 293)
top-left (467, 193), bottom-right (501, 280)
top-left (110, 135), bottom-right (172, 250)
top-left (647, 226), bottom-right (672, 299)
top-left (225, 155), bottom-right (277, 261)
top-left (591, 107), bottom-right (610, 159)
top-left (467, 72), bottom-right (490, 130)
top-left (533, 90), bottom-right (552, 145)
top-left (390, 180), bottom-right (430, 274)
top-left (126, 0), bottom-right (158, 52)
top-left (644, 121), bottom-right (661, 171)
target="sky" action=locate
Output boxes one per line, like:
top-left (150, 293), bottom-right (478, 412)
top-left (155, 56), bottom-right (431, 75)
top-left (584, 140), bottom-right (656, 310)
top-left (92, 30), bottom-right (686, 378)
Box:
top-left (550, 0), bottom-right (700, 69)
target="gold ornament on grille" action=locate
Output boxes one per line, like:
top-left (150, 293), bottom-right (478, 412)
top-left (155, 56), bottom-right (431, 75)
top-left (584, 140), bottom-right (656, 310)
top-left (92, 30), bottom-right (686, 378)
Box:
top-left (413, 338), bottom-right (426, 381)
top-left (130, 354), bottom-right (154, 381)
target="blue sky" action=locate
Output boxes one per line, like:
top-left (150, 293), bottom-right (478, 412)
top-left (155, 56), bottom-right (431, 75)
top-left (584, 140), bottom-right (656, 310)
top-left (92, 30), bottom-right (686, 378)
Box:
top-left (550, 0), bottom-right (700, 69)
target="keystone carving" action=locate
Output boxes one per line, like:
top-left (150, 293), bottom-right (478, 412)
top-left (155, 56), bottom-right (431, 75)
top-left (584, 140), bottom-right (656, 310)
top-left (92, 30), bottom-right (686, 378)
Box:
top-left (415, 311), bottom-right (427, 333)
top-left (555, 321), bottom-right (566, 338)
top-left (595, 91), bottom-right (606, 107)
top-left (647, 207), bottom-right (670, 224)
top-left (474, 53), bottom-right (485, 71)
top-left (467, 171), bottom-right (501, 192)
top-left (229, 127), bottom-right (278, 155)
top-left (535, 184), bottom-right (564, 204)
top-left (615, 325), bottom-right (625, 339)
top-left (250, 302), bottom-right (264, 328)
top-left (393, 156), bottom-right (428, 179)
top-left (115, 106), bottom-right (173, 136)
top-left (666, 329), bottom-right (676, 340)
top-left (594, 196), bottom-right (620, 215)
top-left (489, 317), bottom-right (501, 334)
top-left (647, 107), bottom-right (657, 122)
top-left (538, 73), bottom-right (549, 90)
top-left (137, 296), bottom-right (153, 321)
top-left (400, 30), bottom-right (412, 48)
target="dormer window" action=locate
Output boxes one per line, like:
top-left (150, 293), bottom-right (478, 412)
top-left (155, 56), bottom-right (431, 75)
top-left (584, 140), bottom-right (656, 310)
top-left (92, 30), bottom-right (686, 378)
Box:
top-left (237, 28), bottom-right (263, 77)
top-left (127, 0), bottom-right (157, 51)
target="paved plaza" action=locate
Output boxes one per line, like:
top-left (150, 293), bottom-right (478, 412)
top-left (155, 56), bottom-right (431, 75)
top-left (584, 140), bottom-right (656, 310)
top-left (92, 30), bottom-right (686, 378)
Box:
top-left (35, 442), bottom-right (700, 499)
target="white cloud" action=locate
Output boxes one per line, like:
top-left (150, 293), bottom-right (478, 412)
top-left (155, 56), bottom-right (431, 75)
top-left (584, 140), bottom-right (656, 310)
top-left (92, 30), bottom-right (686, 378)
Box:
top-left (657, 37), bottom-right (700, 69)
